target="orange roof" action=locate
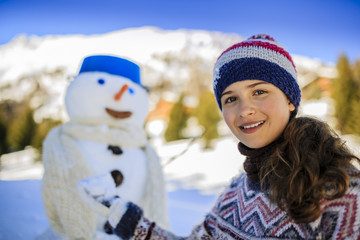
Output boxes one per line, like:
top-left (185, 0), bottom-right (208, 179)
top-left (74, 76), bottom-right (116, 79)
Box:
top-left (147, 99), bottom-right (174, 121)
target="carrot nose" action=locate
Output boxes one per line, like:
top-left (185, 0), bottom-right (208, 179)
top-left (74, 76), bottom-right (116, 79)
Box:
top-left (114, 84), bottom-right (129, 101)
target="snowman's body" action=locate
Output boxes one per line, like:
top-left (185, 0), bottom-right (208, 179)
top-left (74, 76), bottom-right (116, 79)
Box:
top-left (76, 139), bottom-right (148, 234)
top-left (40, 56), bottom-right (168, 240)
top-left (77, 139), bottom-right (147, 204)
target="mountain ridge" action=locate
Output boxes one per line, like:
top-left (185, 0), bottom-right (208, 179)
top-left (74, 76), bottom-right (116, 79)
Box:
top-left (0, 26), bottom-right (335, 121)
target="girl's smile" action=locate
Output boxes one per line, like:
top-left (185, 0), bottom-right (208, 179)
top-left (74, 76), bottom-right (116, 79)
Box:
top-left (240, 120), bottom-right (265, 133)
top-left (241, 120), bottom-right (265, 129)
top-left (221, 80), bottom-right (295, 149)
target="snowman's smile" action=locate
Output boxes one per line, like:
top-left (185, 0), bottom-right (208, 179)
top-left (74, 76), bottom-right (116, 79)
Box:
top-left (105, 107), bottom-right (132, 119)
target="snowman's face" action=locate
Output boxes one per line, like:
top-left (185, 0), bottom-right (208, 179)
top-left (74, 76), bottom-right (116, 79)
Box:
top-left (65, 72), bottom-right (149, 128)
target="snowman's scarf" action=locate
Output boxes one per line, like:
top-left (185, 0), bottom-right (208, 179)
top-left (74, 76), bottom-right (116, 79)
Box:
top-left (62, 122), bottom-right (147, 150)
top-left (41, 122), bottom-right (168, 240)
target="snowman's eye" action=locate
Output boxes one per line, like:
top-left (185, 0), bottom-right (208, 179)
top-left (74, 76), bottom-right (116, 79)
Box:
top-left (129, 88), bottom-right (135, 94)
top-left (98, 79), bottom-right (105, 85)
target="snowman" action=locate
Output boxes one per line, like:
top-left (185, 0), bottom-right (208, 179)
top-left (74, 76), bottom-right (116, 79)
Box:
top-left (40, 55), bottom-right (168, 240)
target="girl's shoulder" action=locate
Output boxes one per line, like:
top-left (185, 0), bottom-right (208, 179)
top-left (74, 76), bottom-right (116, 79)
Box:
top-left (215, 173), bottom-right (246, 204)
top-left (229, 172), bottom-right (247, 186)
top-left (347, 163), bottom-right (360, 176)
top-left (346, 164), bottom-right (360, 191)
top-left (224, 172), bottom-right (250, 193)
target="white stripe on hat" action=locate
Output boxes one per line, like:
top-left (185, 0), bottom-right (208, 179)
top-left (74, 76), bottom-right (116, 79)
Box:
top-left (214, 45), bottom-right (297, 83)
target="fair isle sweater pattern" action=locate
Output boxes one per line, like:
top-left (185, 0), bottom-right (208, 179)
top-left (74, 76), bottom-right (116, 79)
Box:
top-left (133, 172), bottom-right (360, 240)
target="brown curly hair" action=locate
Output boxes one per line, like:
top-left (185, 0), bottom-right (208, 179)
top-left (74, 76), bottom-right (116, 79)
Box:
top-left (259, 116), bottom-right (360, 223)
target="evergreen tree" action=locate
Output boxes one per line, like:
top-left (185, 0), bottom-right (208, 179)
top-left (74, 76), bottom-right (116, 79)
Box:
top-left (164, 94), bottom-right (189, 142)
top-left (0, 100), bottom-right (18, 154)
top-left (331, 55), bottom-right (357, 134)
top-left (353, 60), bottom-right (360, 85)
top-left (6, 104), bottom-right (37, 151)
top-left (0, 115), bottom-right (8, 155)
top-left (347, 95), bottom-right (360, 136)
top-left (195, 91), bottom-right (221, 149)
top-left (345, 60), bottom-right (360, 135)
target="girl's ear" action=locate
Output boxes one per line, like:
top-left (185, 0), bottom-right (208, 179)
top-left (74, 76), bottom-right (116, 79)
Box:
top-left (288, 102), bottom-right (295, 112)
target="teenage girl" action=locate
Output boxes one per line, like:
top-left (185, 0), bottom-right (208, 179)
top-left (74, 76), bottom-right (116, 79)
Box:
top-left (78, 34), bottom-right (360, 240)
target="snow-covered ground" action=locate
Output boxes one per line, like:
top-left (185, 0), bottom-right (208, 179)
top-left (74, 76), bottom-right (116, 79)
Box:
top-left (0, 136), bottom-right (243, 240)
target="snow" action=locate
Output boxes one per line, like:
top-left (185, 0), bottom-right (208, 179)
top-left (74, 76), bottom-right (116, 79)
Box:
top-left (162, 137), bottom-right (243, 194)
top-left (300, 99), bottom-right (334, 121)
top-left (0, 136), bottom-right (243, 239)
top-left (0, 180), bottom-right (48, 240)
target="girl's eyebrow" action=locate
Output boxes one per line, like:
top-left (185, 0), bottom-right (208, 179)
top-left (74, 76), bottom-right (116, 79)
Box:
top-left (221, 90), bottom-right (232, 98)
top-left (221, 81), bottom-right (270, 98)
top-left (247, 81), bottom-right (271, 88)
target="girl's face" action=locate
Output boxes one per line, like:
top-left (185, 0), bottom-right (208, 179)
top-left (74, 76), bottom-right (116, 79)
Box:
top-left (221, 80), bottom-right (295, 149)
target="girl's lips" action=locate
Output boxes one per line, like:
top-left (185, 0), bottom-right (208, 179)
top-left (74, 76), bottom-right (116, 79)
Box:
top-left (239, 121), bottom-right (265, 134)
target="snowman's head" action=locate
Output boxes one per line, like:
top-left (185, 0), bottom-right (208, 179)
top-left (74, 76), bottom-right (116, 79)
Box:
top-left (65, 55), bottom-right (149, 129)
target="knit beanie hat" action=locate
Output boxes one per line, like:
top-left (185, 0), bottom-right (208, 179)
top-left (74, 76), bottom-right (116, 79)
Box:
top-left (213, 34), bottom-right (301, 111)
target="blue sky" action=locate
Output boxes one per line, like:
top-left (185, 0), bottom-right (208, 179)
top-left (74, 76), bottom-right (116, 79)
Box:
top-left (0, 0), bottom-right (359, 63)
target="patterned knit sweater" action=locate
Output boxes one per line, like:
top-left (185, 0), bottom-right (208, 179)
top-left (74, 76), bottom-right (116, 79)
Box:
top-left (128, 169), bottom-right (360, 240)
top-left (118, 139), bottom-right (360, 240)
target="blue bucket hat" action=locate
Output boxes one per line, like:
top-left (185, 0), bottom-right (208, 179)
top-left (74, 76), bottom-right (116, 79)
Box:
top-left (79, 55), bottom-right (148, 90)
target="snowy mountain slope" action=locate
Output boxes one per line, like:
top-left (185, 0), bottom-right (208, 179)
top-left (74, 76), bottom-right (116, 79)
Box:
top-left (0, 27), bottom-right (243, 121)
top-left (0, 26), bottom-right (335, 122)
top-left (0, 27), bottom-right (241, 83)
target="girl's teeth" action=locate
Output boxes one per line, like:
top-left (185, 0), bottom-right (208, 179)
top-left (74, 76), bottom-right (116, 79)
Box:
top-left (242, 121), bottom-right (264, 129)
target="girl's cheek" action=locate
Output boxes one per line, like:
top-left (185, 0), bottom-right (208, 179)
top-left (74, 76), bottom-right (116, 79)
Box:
top-left (222, 110), bottom-right (234, 127)
top-left (262, 97), bottom-right (280, 110)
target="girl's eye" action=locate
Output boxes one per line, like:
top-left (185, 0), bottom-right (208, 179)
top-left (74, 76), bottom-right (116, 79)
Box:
top-left (225, 96), bottom-right (237, 104)
top-left (98, 79), bottom-right (105, 85)
top-left (254, 89), bottom-right (266, 95)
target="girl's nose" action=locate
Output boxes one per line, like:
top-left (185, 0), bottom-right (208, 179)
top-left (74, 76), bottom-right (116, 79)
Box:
top-left (239, 101), bottom-right (255, 117)
top-left (114, 84), bottom-right (129, 101)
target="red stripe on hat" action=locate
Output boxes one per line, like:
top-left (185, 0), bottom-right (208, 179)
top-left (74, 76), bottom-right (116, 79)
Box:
top-left (218, 41), bottom-right (296, 71)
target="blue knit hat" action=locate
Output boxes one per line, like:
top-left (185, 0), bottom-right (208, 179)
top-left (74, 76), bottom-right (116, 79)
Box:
top-left (79, 55), bottom-right (147, 89)
top-left (213, 34), bottom-right (301, 111)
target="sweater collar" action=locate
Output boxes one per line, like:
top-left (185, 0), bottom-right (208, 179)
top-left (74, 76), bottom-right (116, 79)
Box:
top-left (238, 138), bottom-right (282, 183)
